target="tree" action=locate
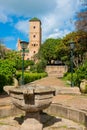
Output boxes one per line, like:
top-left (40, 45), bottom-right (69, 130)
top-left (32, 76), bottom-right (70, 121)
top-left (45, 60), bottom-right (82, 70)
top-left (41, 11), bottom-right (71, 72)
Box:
top-left (55, 39), bottom-right (68, 64)
top-left (38, 38), bottom-right (62, 64)
top-left (5, 50), bottom-right (34, 70)
top-left (62, 31), bottom-right (87, 68)
top-left (75, 11), bottom-right (87, 32)
top-left (75, 0), bottom-right (87, 32)
top-left (5, 50), bottom-right (22, 69)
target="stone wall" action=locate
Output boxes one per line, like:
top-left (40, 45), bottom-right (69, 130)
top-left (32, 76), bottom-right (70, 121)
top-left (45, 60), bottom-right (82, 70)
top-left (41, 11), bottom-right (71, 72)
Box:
top-left (45, 65), bottom-right (68, 77)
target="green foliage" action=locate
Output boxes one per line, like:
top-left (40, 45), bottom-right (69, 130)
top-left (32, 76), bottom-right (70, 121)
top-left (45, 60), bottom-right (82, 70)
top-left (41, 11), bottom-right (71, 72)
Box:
top-left (24, 60), bottom-right (34, 69)
top-left (0, 59), bottom-right (16, 76)
top-left (63, 72), bottom-right (78, 86)
top-left (0, 59), bottom-right (16, 93)
top-left (37, 31), bottom-right (87, 68)
top-left (63, 61), bottom-right (87, 87)
top-left (16, 72), bottom-right (47, 85)
top-left (16, 60), bottom-right (34, 70)
top-left (62, 31), bottom-right (87, 68)
top-left (6, 51), bottom-right (34, 70)
top-left (36, 59), bottom-right (47, 73)
top-left (0, 42), bottom-right (7, 59)
top-left (74, 61), bottom-right (87, 86)
top-left (38, 38), bottom-right (62, 64)
top-left (24, 73), bottom-right (47, 84)
top-left (5, 50), bottom-right (21, 60)
top-left (1, 30), bottom-right (87, 93)
top-left (0, 74), bottom-right (9, 92)
top-left (30, 59), bottom-right (47, 73)
top-left (30, 17), bottom-right (40, 21)
top-left (5, 50), bottom-right (21, 70)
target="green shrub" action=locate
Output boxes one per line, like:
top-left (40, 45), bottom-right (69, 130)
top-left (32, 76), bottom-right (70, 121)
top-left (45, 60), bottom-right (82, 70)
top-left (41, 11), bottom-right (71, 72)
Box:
top-left (16, 72), bottom-right (47, 85)
top-left (63, 61), bottom-right (87, 87)
top-left (16, 60), bottom-right (34, 70)
top-left (30, 59), bottom-right (47, 73)
top-left (23, 72), bottom-right (47, 84)
top-left (0, 74), bottom-right (7, 92)
top-left (63, 72), bottom-right (78, 86)
top-left (36, 59), bottom-right (47, 73)
top-left (74, 61), bottom-right (87, 86)
top-left (0, 59), bottom-right (15, 93)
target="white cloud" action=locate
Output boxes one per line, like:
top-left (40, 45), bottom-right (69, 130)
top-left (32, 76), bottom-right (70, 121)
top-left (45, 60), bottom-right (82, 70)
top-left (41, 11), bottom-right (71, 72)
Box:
top-left (0, 0), bottom-right (57, 18)
top-left (48, 29), bottom-right (70, 39)
top-left (15, 20), bottom-right (29, 35)
top-left (0, 7), bottom-right (12, 23)
top-left (0, 12), bottom-right (8, 23)
top-left (0, 0), bottom-right (81, 44)
top-left (41, 0), bottom-right (80, 41)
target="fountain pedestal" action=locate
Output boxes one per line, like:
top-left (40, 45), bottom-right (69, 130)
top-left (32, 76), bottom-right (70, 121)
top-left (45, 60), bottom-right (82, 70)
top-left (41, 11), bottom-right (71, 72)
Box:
top-left (4, 84), bottom-right (55, 130)
top-left (21, 112), bottom-right (42, 130)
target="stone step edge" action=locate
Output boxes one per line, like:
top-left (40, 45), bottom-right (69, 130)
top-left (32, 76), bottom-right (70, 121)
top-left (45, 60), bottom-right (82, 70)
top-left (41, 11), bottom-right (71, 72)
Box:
top-left (44, 103), bottom-right (87, 128)
top-left (0, 105), bottom-right (24, 118)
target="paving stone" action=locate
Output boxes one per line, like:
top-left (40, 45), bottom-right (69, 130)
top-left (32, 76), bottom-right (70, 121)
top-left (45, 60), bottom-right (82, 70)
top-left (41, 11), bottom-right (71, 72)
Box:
top-left (0, 114), bottom-right (85, 130)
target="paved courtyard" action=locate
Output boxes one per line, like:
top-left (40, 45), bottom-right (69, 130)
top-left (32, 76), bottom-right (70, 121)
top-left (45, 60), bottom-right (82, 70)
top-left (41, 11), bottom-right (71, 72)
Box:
top-left (0, 76), bottom-right (87, 130)
top-left (0, 112), bottom-right (85, 130)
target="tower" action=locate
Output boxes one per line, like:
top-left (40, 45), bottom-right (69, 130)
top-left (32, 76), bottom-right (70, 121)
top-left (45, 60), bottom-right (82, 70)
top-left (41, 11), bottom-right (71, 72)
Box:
top-left (17, 17), bottom-right (41, 61)
top-left (29, 18), bottom-right (41, 60)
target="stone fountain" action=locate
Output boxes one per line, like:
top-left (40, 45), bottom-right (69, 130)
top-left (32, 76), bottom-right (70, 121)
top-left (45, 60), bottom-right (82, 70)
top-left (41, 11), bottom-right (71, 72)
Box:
top-left (4, 83), bottom-right (55, 130)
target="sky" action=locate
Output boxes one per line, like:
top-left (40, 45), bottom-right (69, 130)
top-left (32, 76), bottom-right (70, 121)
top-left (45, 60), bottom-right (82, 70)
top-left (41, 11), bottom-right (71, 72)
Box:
top-left (0, 0), bottom-right (83, 50)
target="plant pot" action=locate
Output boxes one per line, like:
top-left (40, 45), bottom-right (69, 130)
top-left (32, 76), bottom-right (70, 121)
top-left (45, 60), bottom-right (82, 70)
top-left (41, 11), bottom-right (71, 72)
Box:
top-left (80, 79), bottom-right (87, 93)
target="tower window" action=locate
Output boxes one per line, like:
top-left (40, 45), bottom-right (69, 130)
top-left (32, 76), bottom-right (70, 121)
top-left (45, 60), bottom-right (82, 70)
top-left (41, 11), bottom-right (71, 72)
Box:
top-left (32, 43), bottom-right (36, 46)
top-left (33, 35), bottom-right (36, 38)
top-left (33, 26), bottom-right (36, 29)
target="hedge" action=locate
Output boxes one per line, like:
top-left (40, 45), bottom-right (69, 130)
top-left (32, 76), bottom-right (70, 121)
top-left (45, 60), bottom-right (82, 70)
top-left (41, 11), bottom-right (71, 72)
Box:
top-left (16, 72), bottom-right (47, 85)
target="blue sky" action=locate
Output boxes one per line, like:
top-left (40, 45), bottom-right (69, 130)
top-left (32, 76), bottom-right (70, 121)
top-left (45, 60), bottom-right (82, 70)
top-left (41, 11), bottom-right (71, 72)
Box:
top-left (0, 0), bottom-right (83, 50)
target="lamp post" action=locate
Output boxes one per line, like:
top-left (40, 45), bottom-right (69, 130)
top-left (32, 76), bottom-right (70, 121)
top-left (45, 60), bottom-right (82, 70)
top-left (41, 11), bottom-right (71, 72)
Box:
top-left (20, 41), bottom-right (28, 85)
top-left (69, 39), bottom-right (75, 87)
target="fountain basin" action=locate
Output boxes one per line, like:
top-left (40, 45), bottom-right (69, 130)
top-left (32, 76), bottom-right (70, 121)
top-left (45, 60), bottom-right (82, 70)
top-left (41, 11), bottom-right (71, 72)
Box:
top-left (8, 84), bottom-right (55, 112)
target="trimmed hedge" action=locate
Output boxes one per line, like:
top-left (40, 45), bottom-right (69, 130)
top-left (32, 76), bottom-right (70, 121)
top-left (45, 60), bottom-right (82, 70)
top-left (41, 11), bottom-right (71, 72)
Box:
top-left (16, 72), bottom-right (47, 85)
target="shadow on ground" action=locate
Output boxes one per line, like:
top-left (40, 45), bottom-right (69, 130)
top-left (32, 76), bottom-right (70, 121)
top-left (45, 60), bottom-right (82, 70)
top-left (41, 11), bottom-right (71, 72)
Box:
top-left (14, 112), bottom-right (61, 128)
top-left (14, 115), bottom-right (24, 125)
top-left (40, 112), bottom-right (62, 128)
